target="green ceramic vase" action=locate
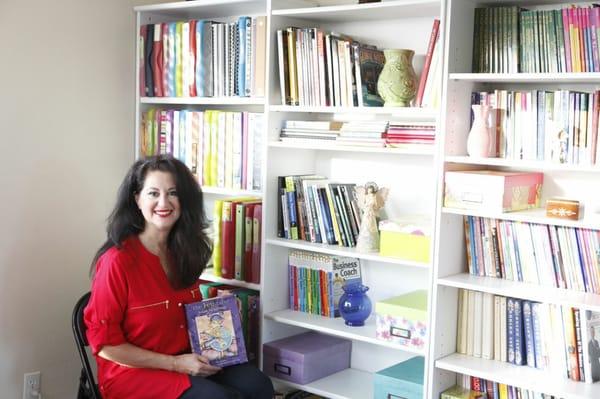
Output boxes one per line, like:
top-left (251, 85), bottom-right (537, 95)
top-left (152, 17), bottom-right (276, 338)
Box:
top-left (377, 49), bottom-right (417, 107)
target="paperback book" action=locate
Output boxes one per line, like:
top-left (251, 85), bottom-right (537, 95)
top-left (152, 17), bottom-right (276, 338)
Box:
top-left (185, 295), bottom-right (248, 367)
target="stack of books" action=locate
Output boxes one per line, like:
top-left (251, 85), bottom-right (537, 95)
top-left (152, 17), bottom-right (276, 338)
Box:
top-left (457, 288), bottom-right (600, 383)
top-left (279, 120), bottom-right (343, 144)
top-left (385, 122), bottom-right (436, 147)
top-left (139, 16), bottom-right (266, 98)
top-left (140, 109), bottom-right (264, 191)
top-left (337, 121), bottom-right (388, 147)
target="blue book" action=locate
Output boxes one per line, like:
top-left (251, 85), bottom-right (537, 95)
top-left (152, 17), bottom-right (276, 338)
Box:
top-left (507, 297), bottom-right (515, 364)
top-left (237, 17), bottom-right (249, 96)
top-left (317, 187), bottom-right (336, 245)
top-left (510, 223), bottom-right (524, 282)
top-left (513, 299), bottom-right (525, 366)
top-left (522, 300), bottom-right (536, 367)
top-left (195, 21), bottom-right (205, 96)
top-left (468, 216), bottom-right (479, 275)
top-left (286, 191), bottom-right (299, 240)
top-left (185, 295), bottom-right (248, 367)
top-left (531, 302), bottom-right (544, 369)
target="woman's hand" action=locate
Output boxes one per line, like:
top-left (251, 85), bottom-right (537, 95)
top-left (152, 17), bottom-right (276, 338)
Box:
top-left (173, 353), bottom-right (222, 377)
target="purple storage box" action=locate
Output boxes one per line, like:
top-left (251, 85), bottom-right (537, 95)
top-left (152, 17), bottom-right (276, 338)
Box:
top-left (263, 331), bottom-right (351, 384)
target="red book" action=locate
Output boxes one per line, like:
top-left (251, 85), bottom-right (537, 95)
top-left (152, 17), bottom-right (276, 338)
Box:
top-left (189, 20), bottom-right (198, 97)
top-left (220, 200), bottom-right (236, 279)
top-left (243, 203), bottom-right (257, 282)
top-left (415, 19), bottom-right (440, 107)
top-left (152, 24), bottom-right (164, 96)
top-left (250, 204), bottom-right (262, 284)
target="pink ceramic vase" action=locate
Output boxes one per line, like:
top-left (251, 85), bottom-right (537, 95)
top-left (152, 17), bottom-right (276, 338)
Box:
top-left (466, 104), bottom-right (492, 158)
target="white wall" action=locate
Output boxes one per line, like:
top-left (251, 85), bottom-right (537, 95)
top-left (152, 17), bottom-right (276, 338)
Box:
top-left (0, 1), bottom-right (137, 397)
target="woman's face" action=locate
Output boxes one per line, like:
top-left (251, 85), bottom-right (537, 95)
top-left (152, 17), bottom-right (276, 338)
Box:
top-left (135, 170), bottom-right (181, 234)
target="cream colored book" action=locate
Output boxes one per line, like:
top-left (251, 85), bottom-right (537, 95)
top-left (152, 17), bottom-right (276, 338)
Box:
top-left (253, 16), bottom-right (266, 97)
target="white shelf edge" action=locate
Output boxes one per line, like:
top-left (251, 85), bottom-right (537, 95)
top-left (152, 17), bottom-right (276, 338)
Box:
top-left (201, 186), bottom-right (263, 197)
top-left (445, 156), bottom-right (600, 173)
top-left (272, 0), bottom-right (438, 15)
top-left (269, 104), bottom-right (438, 119)
top-left (270, 369), bottom-right (374, 399)
top-left (265, 309), bottom-right (426, 356)
top-left (269, 141), bottom-right (435, 155)
top-left (441, 207), bottom-right (600, 230)
top-left (449, 72), bottom-right (600, 82)
top-left (200, 268), bottom-right (261, 291)
top-left (436, 353), bottom-right (600, 399)
top-left (134, 0), bottom-right (260, 13)
top-left (266, 238), bottom-right (431, 268)
top-left (140, 96), bottom-right (265, 105)
top-left (437, 273), bottom-right (600, 312)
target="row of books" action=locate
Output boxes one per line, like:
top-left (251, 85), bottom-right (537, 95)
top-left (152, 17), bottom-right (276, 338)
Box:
top-left (457, 289), bottom-right (600, 384)
top-left (287, 250), bottom-right (362, 318)
top-left (277, 175), bottom-right (361, 248)
top-left (140, 109), bottom-right (263, 191)
top-left (211, 198), bottom-right (262, 284)
top-left (463, 216), bottom-right (600, 294)
top-left (471, 90), bottom-right (600, 165)
top-left (473, 5), bottom-right (600, 73)
top-left (276, 21), bottom-right (441, 108)
top-left (445, 375), bottom-right (563, 399)
top-left (197, 281), bottom-right (260, 364)
top-left (139, 17), bottom-right (266, 98)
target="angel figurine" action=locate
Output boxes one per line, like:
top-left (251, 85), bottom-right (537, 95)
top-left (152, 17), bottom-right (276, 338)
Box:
top-left (355, 182), bottom-right (389, 252)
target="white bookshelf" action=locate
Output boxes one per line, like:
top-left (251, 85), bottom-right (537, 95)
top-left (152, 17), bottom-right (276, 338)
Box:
top-left (270, 104), bottom-right (439, 118)
top-left (201, 267), bottom-right (261, 291)
top-left (201, 186), bottom-right (263, 197)
top-left (429, 0), bottom-right (600, 397)
top-left (269, 140), bottom-right (436, 155)
top-left (271, 368), bottom-right (374, 399)
top-left (140, 96), bottom-right (265, 105)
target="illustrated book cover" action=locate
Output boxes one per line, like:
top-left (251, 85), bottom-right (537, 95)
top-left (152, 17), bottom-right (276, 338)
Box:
top-left (185, 295), bottom-right (248, 367)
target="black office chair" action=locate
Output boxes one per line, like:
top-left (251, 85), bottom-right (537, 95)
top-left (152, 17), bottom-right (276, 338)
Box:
top-left (72, 292), bottom-right (102, 399)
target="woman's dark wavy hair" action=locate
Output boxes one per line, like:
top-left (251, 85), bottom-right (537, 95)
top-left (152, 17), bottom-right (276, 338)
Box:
top-left (90, 155), bottom-right (212, 288)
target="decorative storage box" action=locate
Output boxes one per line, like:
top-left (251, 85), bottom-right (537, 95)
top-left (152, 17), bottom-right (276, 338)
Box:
top-left (546, 198), bottom-right (581, 220)
top-left (375, 290), bottom-right (427, 349)
top-left (373, 356), bottom-right (424, 399)
top-left (379, 217), bottom-right (431, 262)
top-left (263, 331), bottom-right (351, 384)
top-left (444, 170), bottom-right (543, 213)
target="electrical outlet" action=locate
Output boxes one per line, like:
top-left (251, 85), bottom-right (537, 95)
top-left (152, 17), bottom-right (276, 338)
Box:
top-left (23, 371), bottom-right (41, 399)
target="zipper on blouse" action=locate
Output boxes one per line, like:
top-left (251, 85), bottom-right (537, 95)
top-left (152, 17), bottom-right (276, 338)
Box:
top-left (130, 300), bottom-right (170, 311)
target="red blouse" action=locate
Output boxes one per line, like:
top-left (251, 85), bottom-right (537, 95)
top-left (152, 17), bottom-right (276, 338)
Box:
top-left (84, 236), bottom-right (203, 399)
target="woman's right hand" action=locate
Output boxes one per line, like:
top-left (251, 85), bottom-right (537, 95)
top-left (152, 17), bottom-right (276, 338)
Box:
top-left (172, 353), bottom-right (222, 377)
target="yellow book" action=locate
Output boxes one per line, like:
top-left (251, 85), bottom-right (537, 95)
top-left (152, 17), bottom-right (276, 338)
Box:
top-left (202, 111), bottom-right (212, 186)
top-left (225, 112), bottom-right (234, 188)
top-left (212, 199), bottom-right (223, 276)
top-left (175, 22), bottom-right (183, 96)
top-left (286, 28), bottom-right (298, 105)
top-left (498, 383), bottom-right (508, 399)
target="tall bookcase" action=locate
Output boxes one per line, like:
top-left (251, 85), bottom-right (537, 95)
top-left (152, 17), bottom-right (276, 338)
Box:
top-left (429, 1), bottom-right (600, 399)
top-left (262, 1), bottom-right (443, 399)
top-left (134, 1), bottom-right (443, 398)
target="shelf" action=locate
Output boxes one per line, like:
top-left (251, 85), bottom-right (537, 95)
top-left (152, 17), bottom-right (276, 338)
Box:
top-left (271, 368), bottom-right (373, 399)
top-left (437, 273), bottom-right (600, 312)
top-left (265, 309), bottom-right (425, 355)
top-left (445, 156), bottom-right (600, 173)
top-left (269, 105), bottom-right (438, 120)
top-left (271, 0), bottom-right (439, 22)
top-left (266, 238), bottom-right (431, 268)
top-left (201, 186), bottom-right (262, 197)
top-left (441, 207), bottom-right (600, 230)
top-left (436, 353), bottom-right (600, 399)
top-left (200, 268), bottom-right (261, 291)
top-left (269, 141), bottom-right (435, 155)
top-left (449, 72), bottom-right (600, 83)
top-left (134, 0), bottom-right (265, 19)
top-left (140, 97), bottom-right (265, 105)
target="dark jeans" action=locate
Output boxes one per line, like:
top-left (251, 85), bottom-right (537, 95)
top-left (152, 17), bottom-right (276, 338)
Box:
top-left (179, 363), bottom-right (274, 399)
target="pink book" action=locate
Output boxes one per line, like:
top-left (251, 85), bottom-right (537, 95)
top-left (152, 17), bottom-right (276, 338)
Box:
top-left (416, 19), bottom-right (440, 107)
top-left (579, 7), bottom-right (587, 72)
top-left (250, 204), bottom-right (262, 284)
top-left (241, 112), bottom-right (249, 189)
top-left (590, 8), bottom-right (599, 72)
top-left (563, 8), bottom-right (573, 72)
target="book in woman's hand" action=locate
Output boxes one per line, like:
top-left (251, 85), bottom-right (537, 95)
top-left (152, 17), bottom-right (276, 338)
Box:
top-left (185, 295), bottom-right (248, 367)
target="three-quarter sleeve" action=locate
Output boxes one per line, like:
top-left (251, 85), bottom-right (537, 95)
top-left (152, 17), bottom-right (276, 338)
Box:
top-left (84, 251), bottom-right (129, 355)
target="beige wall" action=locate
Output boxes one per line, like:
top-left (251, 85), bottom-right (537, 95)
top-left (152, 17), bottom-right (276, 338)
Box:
top-left (0, 1), bottom-right (137, 397)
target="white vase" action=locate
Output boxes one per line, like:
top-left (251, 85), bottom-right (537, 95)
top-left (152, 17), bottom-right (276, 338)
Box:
top-left (466, 104), bottom-right (492, 158)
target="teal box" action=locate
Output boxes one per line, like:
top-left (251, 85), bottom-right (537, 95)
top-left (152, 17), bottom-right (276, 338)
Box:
top-left (373, 357), bottom-right (424, 399)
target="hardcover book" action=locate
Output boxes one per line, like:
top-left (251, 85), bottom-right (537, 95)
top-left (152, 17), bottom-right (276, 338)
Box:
top-left (185, 295), bottom-right (248, 367)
